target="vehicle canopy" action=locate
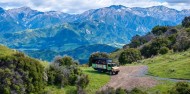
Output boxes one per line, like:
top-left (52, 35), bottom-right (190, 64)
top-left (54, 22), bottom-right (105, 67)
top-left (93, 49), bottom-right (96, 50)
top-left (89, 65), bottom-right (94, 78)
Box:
top-left (92, 58), bottom-right (112, 64)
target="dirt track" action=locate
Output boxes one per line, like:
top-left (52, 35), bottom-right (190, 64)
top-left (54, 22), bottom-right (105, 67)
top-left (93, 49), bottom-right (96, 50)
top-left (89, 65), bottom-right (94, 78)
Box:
top-left (102, 65), bottom-right (158, 90)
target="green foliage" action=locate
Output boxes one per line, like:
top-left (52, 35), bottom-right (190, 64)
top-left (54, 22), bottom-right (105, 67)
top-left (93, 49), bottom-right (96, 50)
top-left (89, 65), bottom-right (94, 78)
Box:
top-left (151, 25), bottom-right (168, 35)
top-left (168, 82), bottom-right (190, 94)
top-left (186, 28), bottom-right (190, 32)
top-left (96, 87), bottom-right (146, 94)
top-left (182, 16), bottom-right (190, 28)
top-left (141, 37), bottom-right (169, 58)
top-left (159, 47), bottom-right (169, 55)
top-left (119, 48), bottom-right (142, 65)
top-left (129, 35), bottom-right (147, 48)
top-left (76, 74), bottom-right (89, 94)
top-left (116, 87), bottom-right (126, 94)
top-left (89, 52), bottom-right (109, 66)
top-left (173, 32), bottom-right (190, 52)
top-left (130, 88), bottom-right (147, 94)
top-left (47, 56), bottom-right (82, 88)
top-left (54, 56), bottom-right (78, 66)
top-left (96, 87), bottom-right (116, 94)
top-left (0, 53), bottom-right (45, 94)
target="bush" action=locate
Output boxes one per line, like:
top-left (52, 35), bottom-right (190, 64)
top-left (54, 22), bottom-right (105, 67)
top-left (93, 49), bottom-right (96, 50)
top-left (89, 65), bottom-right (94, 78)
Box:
top-left (186, 28), bottom-right (190, 32)
top-left (47, 56), bottom-right (82, 88)
top-left (173, 32), bottom-right (190, 52)
top-left (89, 52), bottom-right (109, 66)
top-left (96, 87), bottom-right (147, 94)
top-left (168, 82), bottom-right (190, 94)
top-left (54, 56), bottom-right (78, 66)
top-left (96, 87), bottom-right (116, 94)
top-left (0, 55), bottom-right (45, 94)
top-left (129, 35), bottom-right (147, 48)
top-left (130, 88), bottom-right (147, 94)
top-left (182, 16), bottom-right (190, 28)
top-left (76, 74), bottom-right (89, 94)
top-left (159, 47), bottom-right (169, 55)
top-left (141, 37), bottom-right (169, 58)
top-left (119, 48), bottom-right (142, 65)
top-left (151, 26), bottom-right (168, 35)
top-left (116, 87), bottom-right (126, 94)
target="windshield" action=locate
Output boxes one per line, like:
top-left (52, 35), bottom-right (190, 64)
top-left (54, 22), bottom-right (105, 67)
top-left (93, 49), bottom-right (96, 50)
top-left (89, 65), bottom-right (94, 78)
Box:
top-left (108, 64), bottom-right (117, 67)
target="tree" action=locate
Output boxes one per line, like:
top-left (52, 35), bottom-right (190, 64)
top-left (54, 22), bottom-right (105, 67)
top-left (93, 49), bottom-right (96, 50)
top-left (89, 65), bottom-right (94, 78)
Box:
top-left (141, 37), bottom-right (169, 58)
top-left (76, 74), bottom-right (89, 94)
top-left (182, 16), bottom-right (190, 28)
top-left (47, 56), bottom-right (82, 87)
top-left (119, 48), bottom-right (142, 65)
top-left (159, 47), bottom-right (169, 55)
top-left (0, 54), bottom-right (45, 94)
top-left (89, 52), bottom-right (109, 66)
top-left (173, 32), bottom-right (190, 52)
top-left (129, 35), bottom-right (147, 48)
top-left (54, 56), bottom-right (77, 66)
top-left (151, 25), bottom-right (168, 35)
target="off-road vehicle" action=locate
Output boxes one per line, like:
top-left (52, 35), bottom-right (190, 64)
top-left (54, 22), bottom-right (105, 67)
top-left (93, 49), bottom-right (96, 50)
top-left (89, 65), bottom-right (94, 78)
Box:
top-left (92, 58), bottom-right (120, 75)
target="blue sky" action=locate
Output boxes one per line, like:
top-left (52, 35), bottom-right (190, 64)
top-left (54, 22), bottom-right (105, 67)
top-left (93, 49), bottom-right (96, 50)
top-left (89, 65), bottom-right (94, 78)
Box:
top-left (0, 0), bottom-right (190, 14)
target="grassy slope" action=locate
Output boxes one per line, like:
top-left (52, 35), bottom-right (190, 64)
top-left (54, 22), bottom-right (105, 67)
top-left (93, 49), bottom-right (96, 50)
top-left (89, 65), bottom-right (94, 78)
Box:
top-left (140, 50), bottom-right (190, 80)
top-left (83, 67), bottom-right (110, 94)
top-left (0, 45), bottom-right (15, 56)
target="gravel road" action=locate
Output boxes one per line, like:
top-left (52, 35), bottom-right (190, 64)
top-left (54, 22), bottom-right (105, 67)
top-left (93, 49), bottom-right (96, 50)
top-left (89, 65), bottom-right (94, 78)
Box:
top-left (101, 65), bottom-right (158, 90)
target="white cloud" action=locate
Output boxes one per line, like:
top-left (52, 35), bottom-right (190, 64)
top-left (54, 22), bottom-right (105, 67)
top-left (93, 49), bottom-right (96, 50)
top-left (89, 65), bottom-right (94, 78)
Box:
top-left (0, 0), bottom-right (190, 14)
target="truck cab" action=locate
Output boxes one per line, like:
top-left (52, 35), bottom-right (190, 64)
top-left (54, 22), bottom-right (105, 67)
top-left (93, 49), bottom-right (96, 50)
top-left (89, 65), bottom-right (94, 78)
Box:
top-left (92, 58), bottom-right (120, 75)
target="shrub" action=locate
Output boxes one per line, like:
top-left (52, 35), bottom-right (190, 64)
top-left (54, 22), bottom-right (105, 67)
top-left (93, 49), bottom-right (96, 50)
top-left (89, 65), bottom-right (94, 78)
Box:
top-left (119, 48), bottom-right (142, 65)
top-left (182, 16), bottom-right (190, 28)
top-left (173, 32), bottom-right (190, 52)
top-left (168, 82), bottom-right (190, 94)
top-left (76, 74), bottom-right (89, 94)
top-left (96, 87), bottom-right (116, 94)
top-left (47, 56), bottom-right (82, 88)
top-left (151, 26), bottom-right (168, 35)
top-left (159, 47), bottom-right (169, 55)
top-left (116, 87), bottom-right (126, 94)
top-left (186, 28), bottom-right (190, 32)
top-left (130, 88), bottom-right (147, 94)
top-left (0, 55), bottom-right (45, 94)
top-left (89, 52), bottom-right (109, 66)
top-left (129, 35), bottom-right (147, 48)
top-left (96, 87), bottom-right (147, 94)
top-left (141, 37), bottom-right (169, 58)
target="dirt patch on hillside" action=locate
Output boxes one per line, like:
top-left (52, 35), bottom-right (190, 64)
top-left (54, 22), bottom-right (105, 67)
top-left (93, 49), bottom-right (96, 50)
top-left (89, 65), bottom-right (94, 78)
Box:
top-left (101, 65), bottom-right (158, 90)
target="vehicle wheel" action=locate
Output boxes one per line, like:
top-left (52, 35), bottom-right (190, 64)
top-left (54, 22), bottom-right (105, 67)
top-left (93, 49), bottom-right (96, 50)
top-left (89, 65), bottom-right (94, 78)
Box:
top-left (115, 71), bottom-right (118, 74)
top-left (98, 69), bottom-right (102, 72)
top-left (109, 71), bottom-right (113, 75)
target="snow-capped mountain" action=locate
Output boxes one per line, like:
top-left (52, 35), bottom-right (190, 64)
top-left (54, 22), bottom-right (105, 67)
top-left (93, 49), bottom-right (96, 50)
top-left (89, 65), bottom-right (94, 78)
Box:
top-left (0, 5), bottom-right (190, 62)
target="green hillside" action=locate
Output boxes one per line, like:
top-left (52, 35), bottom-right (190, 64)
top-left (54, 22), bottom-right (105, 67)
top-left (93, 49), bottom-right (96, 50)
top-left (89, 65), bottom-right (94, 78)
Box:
top-left (141, 50), bottom-right (190, 80)
top-left (111, 16), bottom-right (190, 70)
top-left (0, 45), bottom-right (15, 56)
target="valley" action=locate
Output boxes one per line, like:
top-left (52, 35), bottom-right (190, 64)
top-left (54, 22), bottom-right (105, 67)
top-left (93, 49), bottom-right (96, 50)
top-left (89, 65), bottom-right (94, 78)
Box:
top-left (1, 5), bottom-right (190, 63)
top-left (0, 3), bottom-right (190, 94)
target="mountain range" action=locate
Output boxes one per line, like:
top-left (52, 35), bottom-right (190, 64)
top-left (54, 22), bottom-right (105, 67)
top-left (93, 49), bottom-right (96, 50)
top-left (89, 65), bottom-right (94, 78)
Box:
top-left (0, 5), bottom-right (190, 63)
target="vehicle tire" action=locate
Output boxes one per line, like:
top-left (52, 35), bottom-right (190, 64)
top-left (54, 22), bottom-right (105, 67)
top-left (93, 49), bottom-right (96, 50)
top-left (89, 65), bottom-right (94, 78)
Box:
top-left (98, 69), bottom-right (102, 72)
top-left (109, 71), bottom-right (113, 75)
top-left (115, 71), bottom-right (118, 74)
